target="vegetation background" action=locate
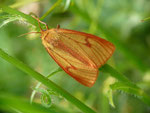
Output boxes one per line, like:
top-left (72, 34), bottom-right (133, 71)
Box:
top-left (0, 0), bottom-right (150, 113)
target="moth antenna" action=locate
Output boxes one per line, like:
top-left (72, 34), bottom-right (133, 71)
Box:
top-left (32, 16), bottom-right (43, 31)
top-left (46, 24), bottom-right (49, 30)
top-left (38, 20), bottom-right (49, 30)
top-left (57, 24), bottom-right (60, 29)
top-left (17, 32), bottom-right (41, 38)
top-left (32, 16), bottom-right (49, 31)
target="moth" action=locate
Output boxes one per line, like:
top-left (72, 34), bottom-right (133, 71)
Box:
top-left (32, 17), bottom-right (115, 87)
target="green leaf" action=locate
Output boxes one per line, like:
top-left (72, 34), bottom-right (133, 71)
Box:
top-left (100, 64), bottom-right (150, 106)
top-left (107, 89), bottom-right (115, 108)
top-left (33, 88), bottom-right (52, 108)
top-left (110, 82), bottom-right (150, 106)
top-left (0, 5), bottom-right (46, 31)
top-left (0, 15), bottom-right (24, 28)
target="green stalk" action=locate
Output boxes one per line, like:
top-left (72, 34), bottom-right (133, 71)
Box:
top-left (141, 17), bottom-right (150, 22)
top-left (100, 64), bottom-right (129, 83)
top-left (0, 5), bottom-right (45, 30)
top-left (40, 0), bottom-right (62, 20)
top-left (0, 48), bottom-right (96, 113)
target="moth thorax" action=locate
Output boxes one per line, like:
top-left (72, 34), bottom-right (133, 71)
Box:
top-left (43, 36), bottom-right (60, 49)
top-left (50, 39), bottom-right (60, 47)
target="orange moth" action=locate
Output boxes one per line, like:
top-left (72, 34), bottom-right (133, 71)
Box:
top-left (33, 17), bottom-right (115, 87)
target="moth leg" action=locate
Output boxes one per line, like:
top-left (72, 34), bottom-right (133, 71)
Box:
top-left (57, 24), bottom-right (60, 29)
top-left (39, 20), bottom-right (49, 30)
top-left (31, 16), bottom-right (49, 30)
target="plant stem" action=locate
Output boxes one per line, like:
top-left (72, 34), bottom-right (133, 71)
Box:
top-left (40, 0), bottom-right (62, 20)
top-left (100, 64), bottom-right (130, 83)
top-left (141, 17), bottom-right (150, 22)
top-left (0, 5), bottom-right (45, 30)
top-left (0, 48), bottom-right (96, 113)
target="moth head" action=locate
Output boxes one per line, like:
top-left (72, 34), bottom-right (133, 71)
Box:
top-left (40, 30), bottom-right (49, 40)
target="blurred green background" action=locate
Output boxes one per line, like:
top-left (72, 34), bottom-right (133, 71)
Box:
top-left (0, 0), bottom-right (150, 113)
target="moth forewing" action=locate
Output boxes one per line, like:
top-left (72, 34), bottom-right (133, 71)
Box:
top-left (40, 28), bottom-right (115, 87)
